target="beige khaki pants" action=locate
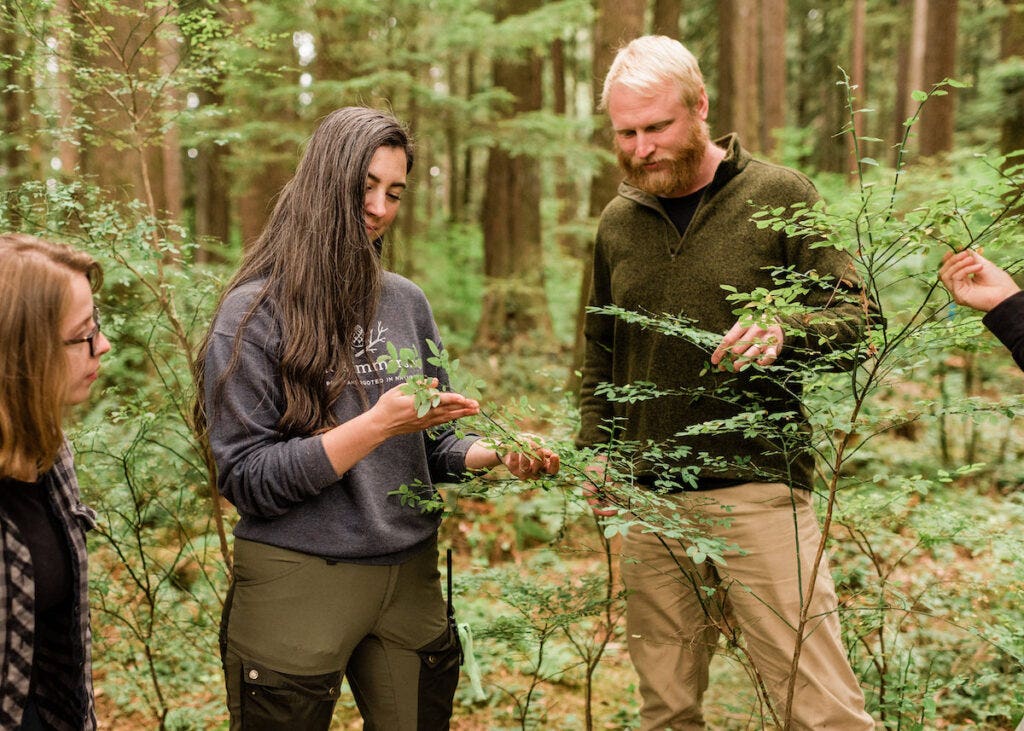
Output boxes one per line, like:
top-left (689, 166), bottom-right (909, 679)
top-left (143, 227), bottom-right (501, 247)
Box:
top-left (620, 482), bottom-right (874, 730)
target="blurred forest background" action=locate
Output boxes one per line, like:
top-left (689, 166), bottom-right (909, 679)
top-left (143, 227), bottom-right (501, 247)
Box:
top-left (2, 0), bottom-right (1024, 728)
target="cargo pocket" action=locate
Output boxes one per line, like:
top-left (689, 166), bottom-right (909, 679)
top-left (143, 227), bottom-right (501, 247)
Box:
top-left (415, 625), bottom-right (461, 731)
top-left (239, 659), bottom-right (342, 731)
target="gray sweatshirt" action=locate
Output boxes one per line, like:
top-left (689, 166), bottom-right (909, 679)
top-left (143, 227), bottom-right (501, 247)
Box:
top-left (204, 272), bottom-right (479, 564)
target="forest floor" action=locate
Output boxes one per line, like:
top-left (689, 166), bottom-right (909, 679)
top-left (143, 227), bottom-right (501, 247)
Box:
top-left (91, 488), bottom-right (1022, 730)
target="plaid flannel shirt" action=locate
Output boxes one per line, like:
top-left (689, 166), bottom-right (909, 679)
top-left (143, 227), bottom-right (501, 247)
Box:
top-left (1, 439), bottom-right (97, 730)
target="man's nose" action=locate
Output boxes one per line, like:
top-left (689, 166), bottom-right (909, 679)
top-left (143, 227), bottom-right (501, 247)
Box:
top-left (634, 132), bottom-right (655, 159)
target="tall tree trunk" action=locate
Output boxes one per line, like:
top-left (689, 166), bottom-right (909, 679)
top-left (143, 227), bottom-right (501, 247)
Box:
top-left (157, 13), bottom-right (183, 226)
top-left (446, 58), bottom-right (462, 223)
top-left (72, 0), bottom-right (179, 219)
top-left (588, 0), bottom-right (645, 217)
top-left (906, 0), bottom-right (927, 124)
top-left (1, 0), bottom-right (26, 193)
top-left (53, 0), bottom-right (78, 178)
top-left (760, 0), bottom-right (786, 155)
top-left (474, 0), bottom-right (552, 348)
top-left (892, 0), bottom-right (913, 164)
top-left (396, 81), bottom-right (420, 276)
top-left (848, 0), bottom-right (867, 171)
top-left (193, 87), bottom-right (231, 263)
top-left (717, 0), bottom-right (761, 147)
top-left (461, 51), bottom-right (478, 222)
top-left (194, 0), bottom-right (249, 261)
top-left (653, 0), bottom-right (682, 37)
top-left (999, 0), bottom-right (1024, 161)
top-left (568, 0), bottom-right (645, 389)
top-left (918, 0), bottom-right (958, 157)
top-left (552, 36), bottom-right (580, 258)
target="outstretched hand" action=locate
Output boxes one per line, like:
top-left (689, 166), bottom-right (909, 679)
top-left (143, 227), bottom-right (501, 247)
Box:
top-left (465, 437), bottom-right (560, 478)
top-left (501, 441), bottom-right (560, 480)
top-left (370, 379), bottom-right (480, 436)
top-left (939, 249), bottom-right (1020, 313)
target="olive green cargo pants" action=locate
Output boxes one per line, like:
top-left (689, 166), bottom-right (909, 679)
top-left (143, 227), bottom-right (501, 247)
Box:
top-left (221, 538), bottom-right (460, 730)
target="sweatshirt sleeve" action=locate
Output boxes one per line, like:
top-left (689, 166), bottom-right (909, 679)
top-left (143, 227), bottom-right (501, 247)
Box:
top-left (982, 290), bottom-right (1024, 372)
top-left (204, 293), bottom-right (339, 519)
top-left (412, 296), bottom-right (482, 482)
top-left (422, 354), bottom-right (481, 483)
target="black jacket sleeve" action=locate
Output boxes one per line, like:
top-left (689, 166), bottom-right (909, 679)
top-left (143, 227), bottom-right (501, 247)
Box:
top-left (982, 290), bottom-right (1024, 373)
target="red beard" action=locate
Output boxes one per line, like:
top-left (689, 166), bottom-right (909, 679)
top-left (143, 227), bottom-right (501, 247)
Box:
top-left (617, 122), bottom-right (710, 197)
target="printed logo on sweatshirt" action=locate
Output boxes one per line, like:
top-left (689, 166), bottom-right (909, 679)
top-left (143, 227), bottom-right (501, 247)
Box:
top-left (353, 322), bottom-right (388, 358)
top-left (350, 321), bottom-right (421, 387)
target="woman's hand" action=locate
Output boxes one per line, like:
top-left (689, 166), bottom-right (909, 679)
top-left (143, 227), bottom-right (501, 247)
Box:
top-left (501, 443), bottom-right (560, 479)
top-left (939, 249), bottom-right (1021, 313)
top-left (369, 379), bottom-right (480, 437)
top-left (322, 379), bottom-right (478, 476)
top-left (465, 438), bottom-right (560, 478)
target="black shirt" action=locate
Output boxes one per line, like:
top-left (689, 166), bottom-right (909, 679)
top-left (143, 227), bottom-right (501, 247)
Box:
top-left (658, 186), bottom-right (707, 237)
top-left (0, 472), bottom-right (73, 613)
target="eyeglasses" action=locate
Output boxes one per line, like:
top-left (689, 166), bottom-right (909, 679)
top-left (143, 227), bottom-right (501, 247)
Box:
top-left (63, 305), bottom-right (101, 357)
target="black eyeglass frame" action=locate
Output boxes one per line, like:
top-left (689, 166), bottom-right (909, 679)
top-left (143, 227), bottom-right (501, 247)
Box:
top-left (62, 305), bottom-right (101, 357)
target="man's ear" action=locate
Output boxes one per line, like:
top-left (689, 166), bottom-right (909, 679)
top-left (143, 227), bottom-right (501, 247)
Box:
top-left (695, 88), bottom-right (710, 121)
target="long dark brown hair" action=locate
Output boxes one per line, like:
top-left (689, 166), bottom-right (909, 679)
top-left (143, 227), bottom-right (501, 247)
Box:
top-left (194, 107), bottom-right (414, 438)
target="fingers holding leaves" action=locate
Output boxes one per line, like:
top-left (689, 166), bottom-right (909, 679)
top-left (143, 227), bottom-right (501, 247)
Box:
top-left (373, 379), bottom-right (479, 436)
top-left (711, 319), bottom-right (785, 371)
top-left (497, 439), bottom-right (561, 480)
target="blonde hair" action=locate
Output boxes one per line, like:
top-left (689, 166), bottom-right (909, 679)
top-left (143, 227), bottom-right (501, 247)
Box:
top-left (0, 234), bottom-right (102, 481)
top-left (601, 35), bottom-right (705, 111)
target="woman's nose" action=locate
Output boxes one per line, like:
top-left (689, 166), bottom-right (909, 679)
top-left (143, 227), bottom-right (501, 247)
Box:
top-left (365, 191), bottom-right (385, 217)
top-left (95, 332), bottom-right (112, 358)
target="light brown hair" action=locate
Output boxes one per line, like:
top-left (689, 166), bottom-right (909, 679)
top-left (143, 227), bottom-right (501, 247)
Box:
top-left (0, 234), bottom-right (102, 481)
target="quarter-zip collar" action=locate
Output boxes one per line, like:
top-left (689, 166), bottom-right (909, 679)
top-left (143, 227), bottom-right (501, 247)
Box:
top-left (613, 134), bottom-right (749, 259)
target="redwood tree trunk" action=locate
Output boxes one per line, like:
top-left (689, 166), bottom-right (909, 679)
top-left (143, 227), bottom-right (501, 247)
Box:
top-left (848, 0), bottom-right (867, 170)
top-left (474, 0), bottom-right (551, 348)
top-left (568, 0), bottom-right (645, 388)
top-left (653, 0), bottom-right (682, 37)
top-left (193, 87), bottom-right (231, 263)
top-left (717, 0), bottom-right (761, 147)
top-left (760, 0), bottom-right (786, 154)
top-left (918, 0), bottom-right (958, 157)
top-left (1, 0), bottom-right (26, 191)
top-left (891, 0), bottom-right (913, 164)
top-left (1000, 0), bottom-right (1024, 161)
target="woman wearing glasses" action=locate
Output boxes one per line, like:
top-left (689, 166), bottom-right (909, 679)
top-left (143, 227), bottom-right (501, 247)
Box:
top-left (0, 233), bottom-right (110, 730)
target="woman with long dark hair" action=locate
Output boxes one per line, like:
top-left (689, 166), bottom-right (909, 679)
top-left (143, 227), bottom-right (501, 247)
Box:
top-left (0, 234), bottom-right (110, 730)
top-left (195, 107), bottom-right (558, 729)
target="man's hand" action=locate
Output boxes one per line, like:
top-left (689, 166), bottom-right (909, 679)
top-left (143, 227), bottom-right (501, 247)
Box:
top-left (711, 318), bottom-right (785, 371)
top-left (939, 249), bottom-right (1021, 313)
top-left (582, 457), bottom-right (618, 517)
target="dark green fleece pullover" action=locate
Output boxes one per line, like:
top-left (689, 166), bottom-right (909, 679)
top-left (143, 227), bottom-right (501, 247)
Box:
top-left (577, 135), bottom-right (868, 490)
